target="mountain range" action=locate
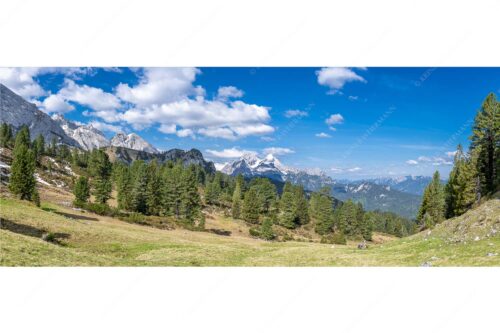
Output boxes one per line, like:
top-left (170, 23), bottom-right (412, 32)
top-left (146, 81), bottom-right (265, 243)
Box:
top-left (219, 154), bottom-right (425, 218)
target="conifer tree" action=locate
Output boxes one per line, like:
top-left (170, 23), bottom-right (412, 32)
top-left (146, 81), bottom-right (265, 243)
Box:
top-left (242, 187), bottom-right (260, 224)
top-left (231, 180), bottom-right (242, 219)
top-left (146, 160), bottom-right (163, 215)
top-left (73, 176), bottom-right (90, 206)
top-left (88, 149), bottom-right (112, 204)
top-left (417, 170), bottom-right (445, 228)
top-left (180, 165), bottom-right (201, 222)
top-left (0, 123), bottom-right (13, 147)
top-left (131, 160), bottom-right (148, 214)
top-left (163, 163), bottom-right (183, 217)
top-left (9, 128), bottom-right (36, 201)
top-left (293, 185), bottom-right (309, 225)
top-left (311, 187), bottom-right (335, 235)
top-left (32, 134), bottom-right (45, 165)
top-left (116, 164), bottom-right (133, 210)
top-left (278, 189), bottom-right (297, 228)
top-left (470, 92), bottom-right (499, 194)
top-left (445, 145), bottom-right (477, 217)
top-left (260, 217), bottom-right (275, 240)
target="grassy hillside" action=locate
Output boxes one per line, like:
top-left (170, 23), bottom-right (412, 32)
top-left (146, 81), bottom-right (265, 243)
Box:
top-left (1, 191), bottom-right (499, 266)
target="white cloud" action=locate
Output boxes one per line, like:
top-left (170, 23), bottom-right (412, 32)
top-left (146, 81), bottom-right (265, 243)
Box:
top-left (116, 68), bottom-right (202, 107)
top-left (82, 109), bottom-right (124, 123)
top-left (284, 109), bottom-right (308, 118)
top-left (348, 95), bottom-right (359, 101)
top-left (176, 128), bottom-right (195, 138)
top-left (325, 113), bottom-right (344, 130)
top-left (158, 124), bottom-right (177, 134)
top-left (316, 67), bottom-right (366, 94)
top-left (446, 151), bottom-right (458, 158)
top-left (206, 147), bottom-right (257, 159)
top-left (58, 79), bottom-right (121, 111)
top-left (0, 68), bottom-right (45, 99)
top-left (315, 132), bottom-right (331, 138)
top-left (261, 136), bottom-right (275, 142)
top-left (122, 98), bottom-right (274, 139)
top-left (262, 147), bottom-right (295, 156)
top-left (89, 121), bottom-right (123, 133)
top-left (217, 86), bottom-right (244, 100)
top-left (406, 159), bottom-right (419, 165)
top-left (41, 94), bottom-right (74, 113)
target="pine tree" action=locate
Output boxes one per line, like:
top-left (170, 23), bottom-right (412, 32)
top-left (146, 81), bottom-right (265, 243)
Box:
top-left (417, 170), bottom-right (445, 228)
top-left (73, 176), bottom-right (90, 206)
top-left (278, 189), bottom-right (297, 228)
top-left (88, 149), bottom-right (112, 204)
top-left (15, 125), bottom-right (31, 148)
top-left (180, 165), bottom-right (201, 222)
top-left (163, 163), bottom-right (183, 217)
top-left (242, 187), bottom-right (260, 224)
top-left (470, 92), bottom-right (499, 195)
top-left (260, 217), bottom-right (275, 240)
top-left (131, 160), bottom-right (148, 214)
top-left (116, 164), bottom-right (133, 210)
top-left (445, 145), bottom-right (477, 217)
top-left (0, 123), bottom-right (13, 147)
top-left (146, 160), bottom-right (163, 215)
top-left (311, 187), bottom-right (335, 235)
top-left (32, 134), bottom-right (45, 165)
top-left (231, 180), bottom-right (242, 219)
top-left (9, 129), bottom-right (36, 201)
top-left (293, 185), bottom-right (309, 225)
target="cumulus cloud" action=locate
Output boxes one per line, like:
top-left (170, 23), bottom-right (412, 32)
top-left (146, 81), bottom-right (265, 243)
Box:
top-left (116, 67), bottom-right (202, 107)
top-left (41, 94), bottom-right (74, 113)
top-left (89, 121), bottom-right (123, 133)
top-left (121, 98), bottom-right (274, 139)
top-left (206, 147), bottom-right (257, 159)
top-left (315, 132), bottom-right (331, 138)
top-left (58, 79), bottom-right (121, 111)
top-left (316, 67), bottom-right (366, 95)
top-left (325, 113), bottom-right (344, 130)
top-left (262, 147), bottom-right (295, 155)
top-left (0, 68), bottom-right (46, 99)
top-left (284, 109), bottom-right (308, 118)
top-left (408, 154), bottom-right (454, 166)
top-left (217, 86), bottom-right (244, 100)
top-left (406, 159), bottom-right (419, 165)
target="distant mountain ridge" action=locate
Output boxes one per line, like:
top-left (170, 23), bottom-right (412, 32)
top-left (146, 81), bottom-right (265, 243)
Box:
top-left (52, 114), bottom-right (110, 150)
top-left (219, 154), bottom-right (422, 218)
top-left (110, 132), bottom-right (159, 154)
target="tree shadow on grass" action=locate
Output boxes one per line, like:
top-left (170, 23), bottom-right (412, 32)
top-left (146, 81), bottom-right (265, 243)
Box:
top-left (0, 218), bottom-right (70, 245)
top-left (205, 228), bottom-right (232, 236)
top-left (53, 211), bottom-right (98, 222)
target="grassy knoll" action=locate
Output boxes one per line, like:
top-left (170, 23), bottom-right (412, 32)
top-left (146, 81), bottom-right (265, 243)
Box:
top-left (1, 196), bottom-right (499, 266)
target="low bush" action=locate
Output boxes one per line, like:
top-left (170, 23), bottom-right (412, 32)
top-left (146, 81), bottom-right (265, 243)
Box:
top-left (320, 233), bottom-right (347, 245)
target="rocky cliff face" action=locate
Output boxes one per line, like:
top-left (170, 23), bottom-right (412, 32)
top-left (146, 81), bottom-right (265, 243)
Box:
top-left (0, 83), bottom-right (80, 147)
top-left (106, 146), bottom-right (216, 173)
top-left (111, 133), bottom-right (159, 154)
top-left (52, 114), bottom-right (110, 150)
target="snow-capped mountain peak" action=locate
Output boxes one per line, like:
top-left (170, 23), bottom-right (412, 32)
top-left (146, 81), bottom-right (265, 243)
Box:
top-left (110, 132), bottom-right (159, 153)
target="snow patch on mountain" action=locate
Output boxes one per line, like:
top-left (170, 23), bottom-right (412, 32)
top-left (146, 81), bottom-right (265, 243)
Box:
top-left (52, 114), bottom-right (110, 150)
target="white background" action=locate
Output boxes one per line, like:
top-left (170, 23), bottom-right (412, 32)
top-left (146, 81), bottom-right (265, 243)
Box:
top-left (1, 1), bottom-right (499, 332)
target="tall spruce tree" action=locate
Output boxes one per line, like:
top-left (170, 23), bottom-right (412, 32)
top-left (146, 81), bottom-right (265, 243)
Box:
top-left (88, 149), bottom-right (112, 204)
top-left (470, 92), bottom-right (499, 195)
top-left (9, 128), bottom-right (36, 201)
top-left (311, 187), bottom-right (335, 235)
top-left (146, 160), bottom-right (163, 215)
top-left (0, 123), bottom-right (13, 147)
top-left (73, 176), bottom-right (90, 206)
top-left (242, 187), bottom-right (260, 224)
top-left (180, 165), bottom-right (201, 222)
top-left (417, 170), bottom-right (445, 228)
top-left (32, 134), bottom-right (45, 165)
top-left (231, 180), bottom-right (242, 219)
top-left (131, 160), bottom-right (149, 214)
top-left (278, 188), bottom-right (297, 228)
top-left (445, 145), bottom-right (477, 217)
top-left (116, 164), bottom-right (133, 211)
top-left (293, 185), bottom-right (309, 225)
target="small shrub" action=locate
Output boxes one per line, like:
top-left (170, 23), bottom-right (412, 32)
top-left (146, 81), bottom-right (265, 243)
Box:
top-left (42, 232), bottom-right (56, 243)
top-left (249, 227), bottom-right (260, 237)
top-left (125, 212), bottom-right (146, 224)
top-left (320, 233), bottom-right (347, 245)
top-left (84, 202), bottom-right (113, 216)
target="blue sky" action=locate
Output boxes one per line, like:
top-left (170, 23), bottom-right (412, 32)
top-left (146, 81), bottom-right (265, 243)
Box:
top-left (1, 67), bottom-right (499, 179)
